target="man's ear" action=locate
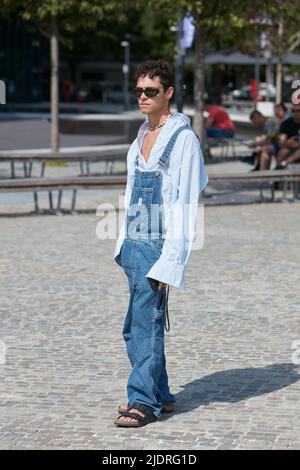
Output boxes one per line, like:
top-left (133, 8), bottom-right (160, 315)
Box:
top-left (167, 87), bottom-right (174, 100)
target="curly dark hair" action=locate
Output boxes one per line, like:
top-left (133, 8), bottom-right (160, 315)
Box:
top-left (134, 59), bottom-right (175, 90)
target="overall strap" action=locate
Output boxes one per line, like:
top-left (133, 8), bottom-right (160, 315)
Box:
top-left (158, 123), bottom-right (199, 170)
top-left (135, 123), bottom-right (205, 170)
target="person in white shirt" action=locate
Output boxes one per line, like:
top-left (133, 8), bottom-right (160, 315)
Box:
top-left (114, 60), bottom-right (208, 428)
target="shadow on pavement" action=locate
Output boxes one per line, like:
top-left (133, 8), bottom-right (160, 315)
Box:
top-left (162, 362), bottom-right (300, 419)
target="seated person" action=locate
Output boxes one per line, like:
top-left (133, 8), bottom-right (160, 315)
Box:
top-left (271, 103), bottom-right (291, 158)
top-left (274, 102), bottom-right (291, 123)
top-left (204, 97), bottom-right (235, 138)
top-left (275, 103), bottom-right (300, 169)
top-left (248, 110), bottom-right (280, 171)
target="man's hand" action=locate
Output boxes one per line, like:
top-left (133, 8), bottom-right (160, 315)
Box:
top-left (247, 141), bottom-right (256, 148)
top-left (147, 277), bottom-right (168, 291)
top-left (287, 137), bottom-right (300, 149)
top-left (248, 136), bottom-right (266, 148)
top-left (158, 282), bottom-right (167, 290)
top-left (278, 133), bottom-right (287, 146)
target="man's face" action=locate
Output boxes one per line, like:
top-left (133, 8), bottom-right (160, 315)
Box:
top-left (251, 114), bottom-right (264, 128)
top-left (275, 106), bottom-right (285, 120)
top-left (135, 74), bottom-right (173, 115)
top-left (291, 105), bottom-right (300, 123)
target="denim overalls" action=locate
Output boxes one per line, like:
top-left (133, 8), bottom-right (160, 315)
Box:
top-left (118, 124), bottom-right (192, 416)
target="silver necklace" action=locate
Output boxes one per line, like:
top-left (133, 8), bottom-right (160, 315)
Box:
top-left (147, 112), bottom-right (173, 132)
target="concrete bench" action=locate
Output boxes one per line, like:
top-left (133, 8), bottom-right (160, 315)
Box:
top-left (0, 168), bottom-right (299, 213)
top-left (206, 168), bottom-right (300, 201)
top-left (0, 145), bottom-right (129, 178)
top-left (0, 175), bottom-right (127, 212)
top-left (207, 136), bottom-right (252, 159)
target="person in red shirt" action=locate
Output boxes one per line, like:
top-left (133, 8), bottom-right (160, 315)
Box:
top-left (204, 97), bottom-right (235, 138)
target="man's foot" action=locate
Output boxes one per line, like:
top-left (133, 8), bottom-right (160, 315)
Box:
top-left (118, 402), bottom-right (174, 414)
top-left (114, 403), bottom-right (157, 427)
top-left (115, 407), bottom-right (147, 426)
top-left (250, 164), bottom-right (260, 172)
top-left (274, 162), bottom-right (288, 170)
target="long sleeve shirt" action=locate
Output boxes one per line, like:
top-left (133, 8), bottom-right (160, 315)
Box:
top-left (113, 111), bottom-right (208, 288)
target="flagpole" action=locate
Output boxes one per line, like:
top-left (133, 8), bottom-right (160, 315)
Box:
top-left (175, 18), bottom-right (184, 113)
top-left (175, 13), bottom-right (195, 113)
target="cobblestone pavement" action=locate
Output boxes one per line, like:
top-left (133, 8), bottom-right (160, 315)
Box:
top-left (0, 202), bottom-right (300, 450)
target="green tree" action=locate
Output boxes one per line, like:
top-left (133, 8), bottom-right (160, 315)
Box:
top-left (263, 0), bottom-right (300, 102)
top-left (138, 0), bottom-right (300, 137)
top-left (141, 0), bottom-right (255, 137)
top-left (1, 0), bottom-right (128, 152)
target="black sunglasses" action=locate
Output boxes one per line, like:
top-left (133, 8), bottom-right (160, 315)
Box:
top-left (130, 87), bottom-right (164, 98)
top-left (292, 109), bottom-right (300, 113)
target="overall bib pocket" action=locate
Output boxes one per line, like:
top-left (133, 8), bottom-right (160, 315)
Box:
top-left (131, 186), bottom-right (153, 208)
top-left (127, 187), bottom-right (154, 238)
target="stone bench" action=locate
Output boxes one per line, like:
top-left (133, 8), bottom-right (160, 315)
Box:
top-left (1, 168), bottom-right (299, 213)
top-left (0, 146), bottom-right (129, 178)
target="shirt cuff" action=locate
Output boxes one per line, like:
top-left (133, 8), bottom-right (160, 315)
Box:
top-left (146, 257), bottom-right (185, 289)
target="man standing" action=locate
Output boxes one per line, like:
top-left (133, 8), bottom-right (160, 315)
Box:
top-left (113, 59), bottom-right (208, 427)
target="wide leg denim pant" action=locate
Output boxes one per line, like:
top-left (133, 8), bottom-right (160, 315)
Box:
top-left (119, 237), bottom-right (176, 416)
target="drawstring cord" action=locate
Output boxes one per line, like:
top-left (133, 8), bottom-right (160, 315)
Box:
top-left (164, 285), bottom-right (170, 332)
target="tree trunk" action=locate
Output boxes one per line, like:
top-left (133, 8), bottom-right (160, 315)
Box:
top-left (51, 16), bottom-right (59, 153)
top-left (276, 19), bottom-right (283, 104)
top-left (193, 21), bottom-right (205, 141)
top-left (276, 62), bottom-right (282, 103)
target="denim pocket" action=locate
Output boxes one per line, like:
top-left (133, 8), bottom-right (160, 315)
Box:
top-left (150, 238), bottom-right (164, 257)
top-left (153, 305), bottom-right (165, 322)
top-left (130, 186), bottom-right (153, 210)
top-left (152, 289), bottom-right (165, 322)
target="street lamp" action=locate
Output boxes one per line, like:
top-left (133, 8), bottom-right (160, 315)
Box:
top-left (250, 16), bottom-right (273, 108)
top-left (121, 37), bottom-right (130, 111)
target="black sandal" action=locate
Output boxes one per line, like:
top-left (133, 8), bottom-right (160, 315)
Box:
top-left (117, 402), bottom-right (174, 414)
top-left (114, 403), bottom-right (157, 428)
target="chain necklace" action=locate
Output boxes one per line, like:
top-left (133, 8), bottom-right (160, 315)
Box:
top-left (147, 112), bottom-right (173, 132)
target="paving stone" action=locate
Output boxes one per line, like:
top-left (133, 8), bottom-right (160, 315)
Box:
top-left (0, 203), bottom-right (300, 449)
